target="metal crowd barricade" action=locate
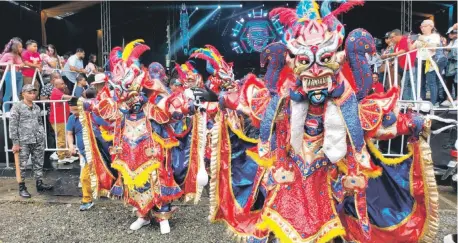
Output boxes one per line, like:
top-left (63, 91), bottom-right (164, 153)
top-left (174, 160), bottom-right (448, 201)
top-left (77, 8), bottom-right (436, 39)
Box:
top-left (2, 99), bottom-right (70, 169)
top-left (377, 46), bottom-right (458, 107)
top-left (0, 63), bottom-right (45, 102)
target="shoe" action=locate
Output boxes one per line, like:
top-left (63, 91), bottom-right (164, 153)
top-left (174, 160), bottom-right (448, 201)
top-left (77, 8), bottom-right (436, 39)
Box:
top-left (159, 219), bottom-right (171, 234)
top-left (79, 202), bottom-right (94, 211)
top-left (50, 152), bottom-right (58, 161)
top-left (67, 156), bottom-right (79, 162)
top-left (19, 182), bottom-right (31, 198)
top-left (129, 217), bottom-right (150, 231)
top-left (57, 158), bottom-right (71, 164)
top-left (441, 100), bottom-right (452, 107)
top-left (78, 182), bottom-right (82, 188)
top-left (36, 180), bottom-right (54, 192)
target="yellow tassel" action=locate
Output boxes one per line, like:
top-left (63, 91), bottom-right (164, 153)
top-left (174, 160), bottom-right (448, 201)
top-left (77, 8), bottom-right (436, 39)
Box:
top-left (257, 216), bottom-right (293, 243)
top-left (100, 128), bottom-right (114, 142)
top-left (258, 215), bottom-right (345, 243)
top-left (246, 150), bottom-right (275, 168)
top-left (366, 139), bottom-right (413, 165)
top-left (152, 133), bottom-right (179, 149)
top-left (227, 123), bottom-right (259, 144)
top-left (336, 160), bottom-right (383, 178)
top-left (111, 160), bottom-right (160, 189)
top-left (122, 39), bottom-right (145, 61)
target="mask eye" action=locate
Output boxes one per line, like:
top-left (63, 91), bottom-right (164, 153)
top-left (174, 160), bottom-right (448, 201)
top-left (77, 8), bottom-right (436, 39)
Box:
top-left (297, 56), bottom-right (310, 66)
top-left (320, 53), bottom-right (333, 63)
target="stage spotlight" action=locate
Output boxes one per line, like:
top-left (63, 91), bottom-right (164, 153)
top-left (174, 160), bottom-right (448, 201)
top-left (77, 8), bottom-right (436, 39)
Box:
top-left (196, 7), bottom-right (198, 10)
top-left (286, 3), bottom-right (288, 6)
top-left (240, 18), bottom-right (244, 23)
top-left (240, 4), bottom-right (243, 8)
top-left (262, 4), bottom-right (264, 7)
top-left (218, 5), bottom-right (221, 9)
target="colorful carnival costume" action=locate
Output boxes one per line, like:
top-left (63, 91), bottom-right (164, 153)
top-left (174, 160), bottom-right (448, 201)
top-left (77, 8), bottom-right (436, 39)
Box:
top-left (166, 61), bottom-right (208, 204)
top-left (194, 1), bottom-right (438, 242)
top-left (79, 40), bottom-right (205, 233)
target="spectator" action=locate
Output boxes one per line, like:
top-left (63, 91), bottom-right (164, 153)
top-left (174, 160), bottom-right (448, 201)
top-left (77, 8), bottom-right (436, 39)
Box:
top-left (409, 19), bottom-right (445, 108)
top-left (49, 78), bottom-right (77, 164)
top-left (61, 52), bottom-right (71, 67)
top-left (380, 31), bottom-right (396, 88)
top-left (85, 54), bottom-right (98, 84)
top-left (66, 97), bottom-right (94, 211)
top-left (63, 48), bottom-right (87, 95)
top-left (442, 26), bottom-right (458, 106)
top-left (9, 84), bottom-right (53, 198)
top-left (74, 75), bottom-right (87, 98)
top-left (0, 38), bottom-right (24, 112)
top-left (90, 73), bottom-right (108, 95)
top-left (40, 72), bottom-right (61, 100)
top-left (371, 73), bottom-right (385, 93)
top-left (41, 44), bottom-right (62, 82)
top-left (85, 54), bottom-right (98, 74)
top-left (381, 31), bottom-right (395, 58)
top-left (40, 72), bottom-right (61, 162)
top-left (386, 29), bottom-right (417, 100)
top-left (21, 40), bottom-right (42, 91)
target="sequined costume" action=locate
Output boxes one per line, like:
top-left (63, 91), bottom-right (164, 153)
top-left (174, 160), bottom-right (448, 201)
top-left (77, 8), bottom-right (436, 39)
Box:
top-left (79, 40), bottom-right (201, 229)
top-left (168, 61), bottom-right (208, 204)
top-left (197, 1), bottom-right (438, 242)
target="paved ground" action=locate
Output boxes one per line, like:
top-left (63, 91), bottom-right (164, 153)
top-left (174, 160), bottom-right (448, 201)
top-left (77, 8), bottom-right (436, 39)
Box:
top-left (0, 175), bottom-right (456, 243)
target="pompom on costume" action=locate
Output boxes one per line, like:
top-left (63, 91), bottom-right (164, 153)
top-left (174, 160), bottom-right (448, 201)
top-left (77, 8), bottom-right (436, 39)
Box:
top-left (199, 1), bottom-right (438, 242)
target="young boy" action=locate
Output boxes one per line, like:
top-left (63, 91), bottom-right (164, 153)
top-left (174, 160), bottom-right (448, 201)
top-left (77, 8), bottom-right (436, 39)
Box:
top-left (21, 40), bottom-right (42, 90)
top-left (74, 75), bottom-right (87, 98)
top-left (66, 97), bottom-right (93, 211)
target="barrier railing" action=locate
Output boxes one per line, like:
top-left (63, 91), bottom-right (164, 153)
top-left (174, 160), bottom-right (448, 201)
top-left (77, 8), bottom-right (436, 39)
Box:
top-left (0, 63), bottom-right (84, 103)
top-left (2, 100), bottom-right (70, 169)
top-left (0, 63), bottom-right (44, 102)
top-left (376, 46), bottom-right (458, 110)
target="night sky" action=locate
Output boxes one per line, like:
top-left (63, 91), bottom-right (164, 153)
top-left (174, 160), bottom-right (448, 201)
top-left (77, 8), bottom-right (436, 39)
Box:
top-left (0, 1), bottom-right (456, 78)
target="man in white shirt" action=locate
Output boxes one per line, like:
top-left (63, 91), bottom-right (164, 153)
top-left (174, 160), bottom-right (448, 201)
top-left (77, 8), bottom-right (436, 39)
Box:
top-left (63, 48), bottom-right (87, 95)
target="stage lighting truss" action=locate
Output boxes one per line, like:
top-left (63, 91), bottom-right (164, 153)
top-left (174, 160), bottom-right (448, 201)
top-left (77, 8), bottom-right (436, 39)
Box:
top-left (230, 9), bottom-right (284, 54)
top-left (180, 3), bottom-right (190, 55)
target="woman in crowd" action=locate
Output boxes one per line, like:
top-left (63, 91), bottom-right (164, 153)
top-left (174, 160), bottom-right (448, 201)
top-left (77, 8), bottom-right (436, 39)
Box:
top-left (85, 54), bottom-right (98, 74)
top-left (409, 19), bottom-right (447, 108)
top-left (85, 54), bottom-right (99, 84)
top-left (41, 44), bottom-right (62, 83)
top-left (0, 37), bottom-right (24, 112)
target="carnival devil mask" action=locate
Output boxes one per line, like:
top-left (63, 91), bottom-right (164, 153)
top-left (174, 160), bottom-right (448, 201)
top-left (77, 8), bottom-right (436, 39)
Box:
top-left (190, 45), bottom-right (235, 89)
top-left (174, 61), bottom-right (203, 89)
top-left (108, 39), bottom-right (150, 108)
top-left (270, 0), bottom-right (363, 104)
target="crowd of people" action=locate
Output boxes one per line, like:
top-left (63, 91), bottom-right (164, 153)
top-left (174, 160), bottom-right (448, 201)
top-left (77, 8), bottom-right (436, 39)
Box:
top-left (369, 20), bottom-right (457, 108)
top-left (0, 38), bottom-right (102, 113)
